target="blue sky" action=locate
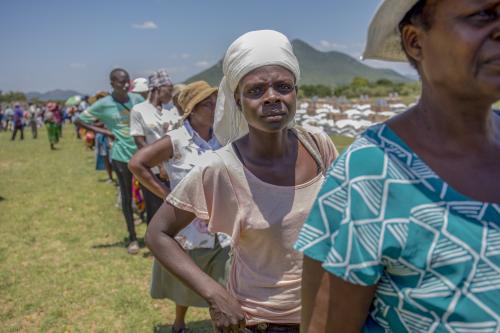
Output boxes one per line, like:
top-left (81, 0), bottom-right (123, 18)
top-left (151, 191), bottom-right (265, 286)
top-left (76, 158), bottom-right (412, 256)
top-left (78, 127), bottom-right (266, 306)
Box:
top-left (0, 0), bottom-right (414, 94)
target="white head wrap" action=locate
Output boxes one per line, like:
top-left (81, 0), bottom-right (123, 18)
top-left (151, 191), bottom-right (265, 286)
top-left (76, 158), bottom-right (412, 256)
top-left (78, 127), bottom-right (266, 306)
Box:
top-left (213, 30), bottom-right (301, 145)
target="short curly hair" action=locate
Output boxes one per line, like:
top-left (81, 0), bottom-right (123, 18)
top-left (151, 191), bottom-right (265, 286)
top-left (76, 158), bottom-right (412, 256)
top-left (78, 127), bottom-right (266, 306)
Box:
top-left (398, 0), bottom-right (436, 69)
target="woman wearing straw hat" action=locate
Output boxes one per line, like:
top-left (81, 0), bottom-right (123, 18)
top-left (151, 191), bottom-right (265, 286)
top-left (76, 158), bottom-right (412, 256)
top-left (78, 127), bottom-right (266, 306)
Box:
top-left (296, 1), bottom-right (500, 332)
top-left (145, 30), bottom-right (338, 333)
top-left (129, 81), bottom-right (230, 333)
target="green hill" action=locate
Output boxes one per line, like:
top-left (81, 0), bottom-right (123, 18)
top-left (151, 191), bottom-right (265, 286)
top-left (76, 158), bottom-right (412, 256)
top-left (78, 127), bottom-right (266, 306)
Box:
top-left (185, 39), bottom-right (411, 87)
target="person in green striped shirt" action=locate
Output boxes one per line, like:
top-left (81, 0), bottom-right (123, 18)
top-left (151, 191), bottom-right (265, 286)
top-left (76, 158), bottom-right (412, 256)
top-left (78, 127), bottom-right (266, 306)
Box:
top-left (75, 68), bottom-right (144, 254)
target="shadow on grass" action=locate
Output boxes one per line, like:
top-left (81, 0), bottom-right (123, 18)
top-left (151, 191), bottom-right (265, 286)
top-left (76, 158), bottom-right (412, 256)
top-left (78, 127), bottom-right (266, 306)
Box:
top-left (0, 196), bottom-right (5, 202)
top-left (91, 237), bottom-right (147, 249)
top-left (97, 178), bottom-right (118, 185)
top-left (154, 320), bottom-right (213, 333)
top-left (143, 250), bottom-right (153, 258)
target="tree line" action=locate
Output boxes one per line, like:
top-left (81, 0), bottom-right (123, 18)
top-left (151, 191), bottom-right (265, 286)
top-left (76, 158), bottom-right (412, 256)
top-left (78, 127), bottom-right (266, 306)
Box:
top-left (299, 77), bottom-right (421, 99)
top-left (0, 91), bottom-right (27, 104)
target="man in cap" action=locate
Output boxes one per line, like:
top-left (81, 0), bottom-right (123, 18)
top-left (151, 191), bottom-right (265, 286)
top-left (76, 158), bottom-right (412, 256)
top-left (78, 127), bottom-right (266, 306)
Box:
top-left (75, 68), bottom-right (144, 254)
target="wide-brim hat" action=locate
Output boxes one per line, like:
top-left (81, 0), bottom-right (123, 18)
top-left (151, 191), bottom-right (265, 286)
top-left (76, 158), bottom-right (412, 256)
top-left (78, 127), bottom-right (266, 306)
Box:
top-left (363, 0), bottom-right (420, 62)
top-left (177, 81), bottom-right (217, 119)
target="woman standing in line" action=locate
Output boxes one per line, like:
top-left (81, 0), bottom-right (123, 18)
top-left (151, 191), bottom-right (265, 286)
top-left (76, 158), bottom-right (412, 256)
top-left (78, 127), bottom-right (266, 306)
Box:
top-left (296, 0), bottom-right (500, 332)
top-left (129, 81), bottom-right (230, 333)
top-left (145, 30), bottom-right (338, 332)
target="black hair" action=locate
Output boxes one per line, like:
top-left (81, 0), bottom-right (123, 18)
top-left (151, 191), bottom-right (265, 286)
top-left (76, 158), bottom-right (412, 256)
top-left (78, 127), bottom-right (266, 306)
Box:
top-left (109, 68), bottom-right (129, 81)
top-left (398, 0), bottom-right (435, 69)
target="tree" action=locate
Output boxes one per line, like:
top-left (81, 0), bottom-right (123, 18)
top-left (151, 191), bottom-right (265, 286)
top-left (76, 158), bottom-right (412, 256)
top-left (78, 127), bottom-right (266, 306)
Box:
top-left (299, 84), bottom-right (333, 98)
top-left (351, 77), bottom-right (370, 88)
top-left (0, 91), bottom-right (27, 103)
top-left (375, 79), bottom-right (393, 86)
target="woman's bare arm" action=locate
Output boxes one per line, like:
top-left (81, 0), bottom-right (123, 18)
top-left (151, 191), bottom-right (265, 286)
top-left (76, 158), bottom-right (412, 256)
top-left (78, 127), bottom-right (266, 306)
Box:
top-left (301, 257), bottom-right (331, 333)
top-left (74, 118), bottom-right (114, 138)
top-left (128, 135), bottom-right (173, 199)
top-left (301, 257), bottom-right (377, 333)
top-left (146, 203), bottom-right (246, 332)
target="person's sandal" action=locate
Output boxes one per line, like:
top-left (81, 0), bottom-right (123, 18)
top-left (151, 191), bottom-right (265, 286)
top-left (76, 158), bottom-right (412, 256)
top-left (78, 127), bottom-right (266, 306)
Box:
top-left (127, 240), bottom-right (140, 255)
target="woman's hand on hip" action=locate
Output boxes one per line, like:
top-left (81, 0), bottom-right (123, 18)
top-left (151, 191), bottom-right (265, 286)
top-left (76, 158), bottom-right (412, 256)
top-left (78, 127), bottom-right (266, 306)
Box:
top-left (207, 285), bottom-right (246, 333)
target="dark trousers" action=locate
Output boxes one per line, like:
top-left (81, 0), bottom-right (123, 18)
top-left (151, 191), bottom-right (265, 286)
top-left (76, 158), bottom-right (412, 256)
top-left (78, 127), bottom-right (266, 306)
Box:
top-left (140, 179), bottom-right (169, 225)
top-left (111, 159), bottom-right (136, 242)
top-left (11, 125), bottom-right (24, 140)
top-left (30, 122), bottom-right (37, 138)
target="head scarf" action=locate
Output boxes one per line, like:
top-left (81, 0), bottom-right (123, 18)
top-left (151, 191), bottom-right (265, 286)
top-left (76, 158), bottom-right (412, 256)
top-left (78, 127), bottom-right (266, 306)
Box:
top-left (177, 81), bottom-right (217, 119)
top-left (148, 69), bottom-right (173, 90)
top-left (213, 30), bottom-right (300, 145)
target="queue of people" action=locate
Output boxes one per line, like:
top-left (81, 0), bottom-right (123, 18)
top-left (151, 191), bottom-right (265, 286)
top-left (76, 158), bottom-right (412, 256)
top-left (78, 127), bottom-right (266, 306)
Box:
top-left (139, 0), bottom-right (498, 332)
top-left (9, 0), bottom-right (498, 331)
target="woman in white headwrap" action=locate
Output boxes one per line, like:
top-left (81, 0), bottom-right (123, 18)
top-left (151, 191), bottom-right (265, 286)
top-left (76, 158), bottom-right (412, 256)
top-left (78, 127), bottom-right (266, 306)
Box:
top-left (146, 30), bottom-right (338, 332)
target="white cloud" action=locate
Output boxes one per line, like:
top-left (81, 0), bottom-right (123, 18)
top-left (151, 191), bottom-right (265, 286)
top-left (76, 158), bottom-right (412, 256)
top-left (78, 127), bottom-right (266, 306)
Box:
top-left (132, 21), bottom-right (158, 30)
top-left (195, 60), bottom-right (211, 68)
top-left (318, 40), bottom-right (348, 51)
top-left (69, 63), bottom-right (86, 69)
top-left (169, 53), bottom-right (191, 60)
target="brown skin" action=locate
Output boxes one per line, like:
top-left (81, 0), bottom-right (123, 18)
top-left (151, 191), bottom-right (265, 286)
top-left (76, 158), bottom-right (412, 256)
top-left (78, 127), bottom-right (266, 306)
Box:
top-left (145, 65), bottom-right (322, 332)
top-left (233, 65), bottom-right (318, 186)
top-left (392, 0), bottom-right (500, 203)
top-left (305, 1), bottom-right (500, 332)
top-left (300, 257), bottom-right (331, 333)
top-left (301, 257), bottom-right (377, 333)
top-left (74, 69), bottom-right (131, 138)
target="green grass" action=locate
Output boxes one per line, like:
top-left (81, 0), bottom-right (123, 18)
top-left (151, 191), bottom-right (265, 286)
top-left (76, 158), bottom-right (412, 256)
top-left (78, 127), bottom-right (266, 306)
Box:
top-left (0, 126), bottom-right (212, 333)
top-left (0, 126), bottom-right (354, 333)
top-left (331, 135), bottom-right (354, 153)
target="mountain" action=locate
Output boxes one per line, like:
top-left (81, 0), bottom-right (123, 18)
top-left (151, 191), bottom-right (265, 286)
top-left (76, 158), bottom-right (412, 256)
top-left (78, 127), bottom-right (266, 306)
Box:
top-left (26, 89), bottom-right (83, 101)
top-left (185, 39), bottom-right (411, 87)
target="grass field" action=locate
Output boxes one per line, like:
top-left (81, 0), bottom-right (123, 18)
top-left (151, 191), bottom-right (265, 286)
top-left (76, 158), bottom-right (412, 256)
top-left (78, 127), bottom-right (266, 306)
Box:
top-left (0, 126), bottom-right (214, 333)
top-left (0, 126), bottom-right (354, 333)
top-left (331, 135), bottom-right (354, 153)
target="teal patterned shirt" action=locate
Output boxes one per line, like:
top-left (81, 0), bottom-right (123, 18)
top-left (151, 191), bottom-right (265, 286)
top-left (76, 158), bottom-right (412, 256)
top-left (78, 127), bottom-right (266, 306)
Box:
top-left (295, 123), bottom-right (500, 333)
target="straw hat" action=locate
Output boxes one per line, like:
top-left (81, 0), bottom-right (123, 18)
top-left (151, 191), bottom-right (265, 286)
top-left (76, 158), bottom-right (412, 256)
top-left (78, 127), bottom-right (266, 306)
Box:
top-left (363, 0), bottom-right (420, 62)
top-left (172, 83), bottom-right (186, 97)
top-left (177, 81), bottom-right (217, 119)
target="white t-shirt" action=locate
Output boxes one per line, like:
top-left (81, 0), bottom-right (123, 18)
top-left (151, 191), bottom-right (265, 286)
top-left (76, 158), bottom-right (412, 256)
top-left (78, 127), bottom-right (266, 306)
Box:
top-left (130, 100), bottom-right (181, 144)
top-left (130, 100), bottom-right (181, 174)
